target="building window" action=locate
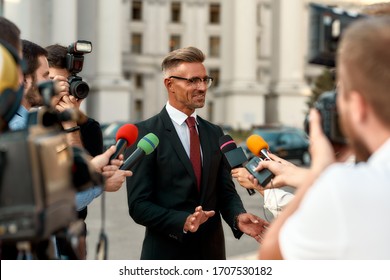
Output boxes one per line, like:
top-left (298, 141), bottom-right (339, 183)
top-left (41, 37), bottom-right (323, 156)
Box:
top-left (209, 36), bottom-right (220, 57)
top-left (123, 72), bottom-right (131, 80)
top-left (135, 100), bottom-right (143, 122)
top-left (209, 68), bottom-right (220, 87)
top-left (209, 3), bottom-right (221, 24)
top-left (131, 0), bottom-right (142, 21)
top-left (170, 35), bottom-right (181, 51)
top-left (171, 2), bottom-right (181, 23)
top-left (257, 68), bottom-right (262, 82)
top-left (135, 73), bottom-right (143, 89)
top-left (257, 3), bottom-right (261, 26)
top-left (257, 37), bottom-right (261, 59)
top-left (131, 33), bottom-right (142, 54)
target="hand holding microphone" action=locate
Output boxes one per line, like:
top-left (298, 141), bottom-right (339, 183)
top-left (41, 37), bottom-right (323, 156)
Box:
top-left (245, 134), bottom-right (274, 187)
top-left (219, 135), bottom-right (255, 195)
top-left (109, 123), bottom-right (139, 161)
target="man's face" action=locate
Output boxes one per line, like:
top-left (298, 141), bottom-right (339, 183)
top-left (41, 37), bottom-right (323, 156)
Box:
top-left (24, 55), bottom-right (50, 107)
top-left (165, 62), bottom-right (208, 116)
top-left (337, 62), bottom-right (371, 161)
top-left (49, 67), bottom-right (69, 80)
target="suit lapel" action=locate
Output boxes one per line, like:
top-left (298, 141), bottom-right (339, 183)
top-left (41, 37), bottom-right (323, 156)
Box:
top-left (159, 108), bottom-right (198, 186)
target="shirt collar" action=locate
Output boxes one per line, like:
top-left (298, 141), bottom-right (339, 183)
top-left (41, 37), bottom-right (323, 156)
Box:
top-left (16, 105), bottom-right (29, 118)
top-left (166, 102), bottom-right (198, 126)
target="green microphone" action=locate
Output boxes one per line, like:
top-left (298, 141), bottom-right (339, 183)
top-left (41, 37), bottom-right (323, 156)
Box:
top-left (120, 133), bottom-right (159, 170)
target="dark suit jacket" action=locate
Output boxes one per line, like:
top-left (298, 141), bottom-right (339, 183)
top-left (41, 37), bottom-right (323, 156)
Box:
top-left (126, 107), bottom-right (246, 260)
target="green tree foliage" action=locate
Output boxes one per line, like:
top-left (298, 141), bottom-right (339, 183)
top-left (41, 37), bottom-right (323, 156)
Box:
top-left (307, 68), bottom-right (335, 110)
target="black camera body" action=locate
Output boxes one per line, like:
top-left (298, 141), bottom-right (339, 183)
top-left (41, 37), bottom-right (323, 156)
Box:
top-left (305, 90), bottom-right (346, 144)
top-left (66, 40), bottom-right (92, 99)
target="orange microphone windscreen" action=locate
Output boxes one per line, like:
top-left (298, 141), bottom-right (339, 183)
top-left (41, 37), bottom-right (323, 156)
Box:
top-left (246, 134), bottom-right (269, 156)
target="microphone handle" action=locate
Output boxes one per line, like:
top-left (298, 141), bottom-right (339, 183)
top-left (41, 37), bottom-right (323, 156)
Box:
top-left (260, 149), bottom-right (271, 160)
top-left (120, 148), bottom-right (145, 170)
top-left (109, 138), bottom-right (127, 161)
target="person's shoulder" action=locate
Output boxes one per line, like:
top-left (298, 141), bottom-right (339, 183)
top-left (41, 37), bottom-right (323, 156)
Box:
top-left (136, 113), bottom-right (160, 128)
top-left (313, 162), bottom-right (372, 195)
top-left (197, 116), bottom-right (223, 131)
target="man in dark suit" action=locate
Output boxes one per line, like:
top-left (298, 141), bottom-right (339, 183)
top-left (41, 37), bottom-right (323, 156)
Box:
top-left (126, 46), bottom-right (268, 260)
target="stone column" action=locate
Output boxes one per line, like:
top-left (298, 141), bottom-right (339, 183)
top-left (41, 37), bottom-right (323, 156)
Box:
top-left (214, 0), bottom-right (266, 130)
top-left (268, 0), bottom-right (311, 128)
top-left (85, 0), bottom-right (131, 123)
top-left (51, 0), bottom-right (77, 45)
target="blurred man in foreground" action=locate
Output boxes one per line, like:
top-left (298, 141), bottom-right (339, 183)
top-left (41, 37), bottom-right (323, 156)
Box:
top-left (259, 16), bottom-right (390, 259)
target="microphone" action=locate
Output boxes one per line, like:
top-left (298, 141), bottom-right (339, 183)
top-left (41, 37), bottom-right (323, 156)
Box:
top-left (246, 134), bottom-right (271, 160)
top-left (219, 135), bottom-right (255, 196)
top-left (120, 133), bottom-right (159, 170)
top-left (244, 134), bottom-right (274, 187)
top-left (109, 124), bottom-right (139, 161)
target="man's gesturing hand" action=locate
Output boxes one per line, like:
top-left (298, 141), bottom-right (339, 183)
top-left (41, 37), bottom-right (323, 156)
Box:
top-left (183, 206), bottom-right (215, 233)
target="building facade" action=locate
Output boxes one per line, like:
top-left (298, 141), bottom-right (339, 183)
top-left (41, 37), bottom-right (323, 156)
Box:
top-left (3, 0), bottom-right (378, 129)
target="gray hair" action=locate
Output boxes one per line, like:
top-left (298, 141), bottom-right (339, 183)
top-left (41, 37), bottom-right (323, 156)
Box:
top-left (161, 46), bottom-right (205, 76)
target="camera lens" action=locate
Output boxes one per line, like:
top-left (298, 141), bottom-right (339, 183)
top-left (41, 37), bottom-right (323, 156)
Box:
top-left (69, 77), bottom-right (89, 99)
top-left (72, 81), bottom-right (89, 99)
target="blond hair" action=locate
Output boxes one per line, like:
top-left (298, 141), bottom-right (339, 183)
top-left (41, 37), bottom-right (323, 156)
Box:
top-left (337, 16), bottom-right (390, 126)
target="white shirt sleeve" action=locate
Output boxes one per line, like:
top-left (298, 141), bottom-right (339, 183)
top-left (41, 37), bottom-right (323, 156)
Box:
top-left (279, 167), bottom-right (346, 259)
top-left (263, 188), bottom-right (294, 217)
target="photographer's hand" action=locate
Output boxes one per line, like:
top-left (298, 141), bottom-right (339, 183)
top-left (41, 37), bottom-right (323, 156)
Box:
top-left (309, 109), bottom-right (336, 176)
top-left (51, 75), bottom-right (69, 108)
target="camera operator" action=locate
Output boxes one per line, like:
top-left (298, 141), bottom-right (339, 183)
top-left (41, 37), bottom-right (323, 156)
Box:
top-left (0, 33), bottom-right (132, 259)
top-left (259, 16), bottom-right (390, 260)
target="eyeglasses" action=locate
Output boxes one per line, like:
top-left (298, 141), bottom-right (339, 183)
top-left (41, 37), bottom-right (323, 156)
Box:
top-left (169, 75), bottom-right (214, 89)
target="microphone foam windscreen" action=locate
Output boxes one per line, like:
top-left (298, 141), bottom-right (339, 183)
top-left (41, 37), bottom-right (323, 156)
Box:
top-left (219, 135), bottom-right (237, 153)
top-left (246, 134), bottom-right (269, 156)
top-left (115, 123), bottom-right (139, 147)
top-left (137, 133), bottom-right (159, 155)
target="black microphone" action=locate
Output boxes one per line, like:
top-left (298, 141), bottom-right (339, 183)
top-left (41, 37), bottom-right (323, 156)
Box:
top-left (244, 134), bottom-right (274, 187)
top-left (120, 133), bottom-right (159, 170)
top-left (109, 124), bottom-right (139, 161)
top-left (219, 135), bottom-right (256, 196)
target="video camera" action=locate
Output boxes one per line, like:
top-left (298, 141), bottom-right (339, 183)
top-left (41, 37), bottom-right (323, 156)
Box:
top-left (0, 80), bottom-right (102, 245)
top-left (66, 40), bottom-right (92, 99)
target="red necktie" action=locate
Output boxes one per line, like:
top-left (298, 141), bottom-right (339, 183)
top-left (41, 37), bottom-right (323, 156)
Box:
top-left (185, 117), bottom-right (201, 191)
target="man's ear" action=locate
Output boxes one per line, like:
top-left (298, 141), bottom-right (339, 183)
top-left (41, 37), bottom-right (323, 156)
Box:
top-left (350, 90), bottom-right (368, 124)
top-left (164, 77), bottom-right (172, 91)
